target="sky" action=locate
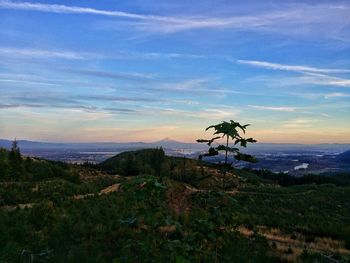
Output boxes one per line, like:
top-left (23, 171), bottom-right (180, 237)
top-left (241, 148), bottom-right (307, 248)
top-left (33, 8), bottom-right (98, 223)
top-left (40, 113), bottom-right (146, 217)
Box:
top-left (0, 0), bottom-right (349, 143)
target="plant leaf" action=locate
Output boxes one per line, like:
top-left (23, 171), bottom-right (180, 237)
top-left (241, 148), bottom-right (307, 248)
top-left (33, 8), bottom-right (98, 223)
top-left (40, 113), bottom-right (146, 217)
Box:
top-left (196, 139), bottom-right (209, 143)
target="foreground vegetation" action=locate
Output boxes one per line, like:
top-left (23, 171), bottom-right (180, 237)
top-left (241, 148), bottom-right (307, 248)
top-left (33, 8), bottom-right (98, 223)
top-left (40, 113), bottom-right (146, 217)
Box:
top-left (0, 146), bottom-right (350, 262)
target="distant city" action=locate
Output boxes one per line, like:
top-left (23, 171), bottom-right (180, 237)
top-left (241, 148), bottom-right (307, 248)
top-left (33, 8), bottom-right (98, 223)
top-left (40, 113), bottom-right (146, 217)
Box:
top-left (1, 139), bottom-right (349, 176)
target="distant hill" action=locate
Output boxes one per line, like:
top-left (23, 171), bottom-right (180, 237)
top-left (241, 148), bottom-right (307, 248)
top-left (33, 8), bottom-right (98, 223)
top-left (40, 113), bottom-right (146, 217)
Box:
top-left (99, 148), bottom-right (164, 175)
top-left (337, 150), bottom-right (350, 164)
top-left (99, 148), bottom-right (197, 176)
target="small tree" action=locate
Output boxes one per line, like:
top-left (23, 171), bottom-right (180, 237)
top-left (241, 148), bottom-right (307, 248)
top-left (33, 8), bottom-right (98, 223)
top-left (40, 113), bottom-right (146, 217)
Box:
top-left (197, 120), bottom-right (257, 188)
top-left (9, 139), bottom-right (21, 160)
top-left (9, 139), bottom-right (23, 180)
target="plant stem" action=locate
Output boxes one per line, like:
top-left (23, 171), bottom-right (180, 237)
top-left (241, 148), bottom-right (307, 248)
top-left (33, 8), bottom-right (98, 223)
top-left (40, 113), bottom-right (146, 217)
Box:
top-left (223, 135), bottom-right (229, 190)
top-left (225, 135), bottom-right (228, 164)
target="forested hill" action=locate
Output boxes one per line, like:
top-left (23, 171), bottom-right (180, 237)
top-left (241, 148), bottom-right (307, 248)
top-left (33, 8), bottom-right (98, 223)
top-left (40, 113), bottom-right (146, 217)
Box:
top-left (0, 147), bottom-right (350, 262)
top-left (0, 147), bottom-right (80, 182)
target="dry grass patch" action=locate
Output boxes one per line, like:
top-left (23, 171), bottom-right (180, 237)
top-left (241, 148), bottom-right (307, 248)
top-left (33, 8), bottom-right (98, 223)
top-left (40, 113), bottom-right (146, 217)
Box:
top-left (237, 225), bottom-right (350, 261)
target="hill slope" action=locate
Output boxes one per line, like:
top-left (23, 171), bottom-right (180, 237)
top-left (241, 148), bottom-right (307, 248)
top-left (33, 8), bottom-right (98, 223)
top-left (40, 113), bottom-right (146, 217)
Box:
top-left (1, 148), bottom-right (350, 262)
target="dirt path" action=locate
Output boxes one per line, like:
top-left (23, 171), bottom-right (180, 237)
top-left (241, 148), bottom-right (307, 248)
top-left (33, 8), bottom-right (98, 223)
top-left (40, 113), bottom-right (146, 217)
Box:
top-left (237, 225), bottom-right (350, 261)
top-left (1, 183), bottom-right (121, 211)
top-left (73, 183), bottom-right (120, 199)
top-left (1, 203), bottom-right (34, 212)
top-left (1, 182), bottom-right (315, 212)
top-left (184, 184), bottom-right (315, 197)
top-left (227, 189), bottom-right (316, 196)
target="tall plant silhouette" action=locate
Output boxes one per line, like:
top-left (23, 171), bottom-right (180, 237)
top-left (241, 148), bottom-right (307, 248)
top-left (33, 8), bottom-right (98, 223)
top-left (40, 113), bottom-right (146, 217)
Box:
top-left (197, 120), bottom-right (257, 188)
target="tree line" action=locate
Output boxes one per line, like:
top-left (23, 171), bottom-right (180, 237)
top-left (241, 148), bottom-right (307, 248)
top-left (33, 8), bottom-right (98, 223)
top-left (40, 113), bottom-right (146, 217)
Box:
top-left (0, 140), bottom-right (79, 182)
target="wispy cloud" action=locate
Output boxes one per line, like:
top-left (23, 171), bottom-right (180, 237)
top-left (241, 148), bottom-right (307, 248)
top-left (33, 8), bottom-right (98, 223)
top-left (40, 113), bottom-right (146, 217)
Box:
top-left (1, 91), bottom-right (239, 121)
top-left (158, 79), bottom-right (210, 91)
top-left (0, 47), bottom-right (88, 59)
top-left (115, 51), bottom-right (206, 60)
top-left (237, 59), bottom-right (350, 89)
top-left (0, 0), bottom-right (235, 32)
top-left (0, 77), bottom-right (61, 86)
top-left (1, 0), bottom-right (350, 37)
top-left (153, 79), bottom-right (281, 97)
top-left (237, 60), bottom-right (350, 74)
top-left (113, 106), bottom-right (240, 120)
top-left (193, 108), bottom-right (239, 120)
top-left (287, 91), bottom-right (350, 100)
top-left (0, 103), bottom-right (44, 109)
top-left (0, 92), bottom-right (166, 114)
top-left (0, 73), bottom-right (152, 89)
top-left (324, 92), bottom-right (350, 99)
top-left (0, 101), bottom-right (143, 117)
top-left (249, 105), bottom-right (299, 112)
top-left (0, 102), bottom-right (99, 112)
top-left (0, 0), bottom-right (161, 20)
top-left (152, 106), bottom-right (240, 120)
top-left (95, 3), bottom-right (350, 37)
top-left (281, 118), bottom-right (315, 129)
top-left (301, 72), bottom-right (350, 88)
top-left (60, 67), bottom-right (155, 81)
top-left (78, 95), bottom-right (162, 103)
top-left (0, 46), bottom-right (206, 61)
top-left (107, 105), bottom-right (239, 120)
top-left (1, 103), bottom-right (239, 121)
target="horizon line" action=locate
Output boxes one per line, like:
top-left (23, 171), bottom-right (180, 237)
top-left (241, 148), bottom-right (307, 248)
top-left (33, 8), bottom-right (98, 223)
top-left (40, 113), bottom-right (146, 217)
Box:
top-left (1, 138), bottom-right (350, 146)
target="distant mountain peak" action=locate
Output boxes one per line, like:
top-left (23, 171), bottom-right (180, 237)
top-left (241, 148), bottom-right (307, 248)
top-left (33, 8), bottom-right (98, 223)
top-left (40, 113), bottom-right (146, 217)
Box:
top-left (159, 137), bottom-right (174, 142)
top-left (154, 137), bottom-right (183, 144)
top-left (151, 138), bottom-right (192, 147)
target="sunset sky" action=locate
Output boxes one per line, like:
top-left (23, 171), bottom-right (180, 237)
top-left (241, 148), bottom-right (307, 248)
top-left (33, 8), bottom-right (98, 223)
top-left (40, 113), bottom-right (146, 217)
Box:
top-left (0, 0), bottom-right (349, 143)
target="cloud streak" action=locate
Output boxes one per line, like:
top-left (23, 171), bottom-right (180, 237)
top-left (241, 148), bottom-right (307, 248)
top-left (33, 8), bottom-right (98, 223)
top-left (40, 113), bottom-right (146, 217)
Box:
top-left (0, 47), bottom-right (88, 60)
top-left (324, 92), bottom-right (350, 99)
top-left (0, 46), bottom-right (207, 61)
top-left (65, 68), bottom-right (155, 81)
top-left (249, 105), bottom-right (299, 112)
top-left (237, 60), bottom-right (350, 74)
top-left (139, 107), bottom-right (240, 120)
top-left (0, 0), bottom-right (234, 32)
top-left (1, 0), bottom-right (350, 36)
top-left (301, 73), bottom-right (350, 88)
top-left (1, 92), bottom-right (239, 121)
top-left (0, 0), bottom-right (163, 20)
top-left (281, 118), bottom-right (315, 129)
top-left (237, 59), bottom-right (350, 89)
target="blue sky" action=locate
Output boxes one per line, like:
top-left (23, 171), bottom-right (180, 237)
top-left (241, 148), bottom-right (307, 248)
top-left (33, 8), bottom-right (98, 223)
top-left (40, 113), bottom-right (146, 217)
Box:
top-left (0, 0), bottom-right (349, 143)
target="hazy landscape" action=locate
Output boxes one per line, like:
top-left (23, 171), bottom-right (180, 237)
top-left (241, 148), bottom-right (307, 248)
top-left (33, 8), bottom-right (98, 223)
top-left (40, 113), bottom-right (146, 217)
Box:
top-left (1, 139), bottom-right (349, 175)
top-left (1, 0), bottom-right (350, 262)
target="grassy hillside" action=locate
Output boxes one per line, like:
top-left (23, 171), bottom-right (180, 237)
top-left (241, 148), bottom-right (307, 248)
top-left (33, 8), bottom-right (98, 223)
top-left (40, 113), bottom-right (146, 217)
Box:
top-left (0, 148), bottom-right (350, 262)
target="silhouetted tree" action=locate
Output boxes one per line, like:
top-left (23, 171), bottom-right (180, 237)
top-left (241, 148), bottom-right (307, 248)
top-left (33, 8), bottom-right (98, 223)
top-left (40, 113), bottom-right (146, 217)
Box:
top-left (9, 139), bottom-right (20, 160)
top-left (9, 139), bottom-right (23, 180)
top-left (197, 120), bottom-right (257, 188)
